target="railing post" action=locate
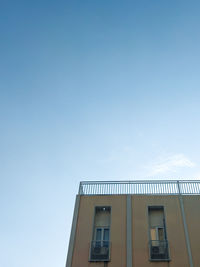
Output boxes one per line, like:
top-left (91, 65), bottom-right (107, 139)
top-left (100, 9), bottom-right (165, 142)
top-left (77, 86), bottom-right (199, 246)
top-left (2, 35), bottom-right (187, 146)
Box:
top-left (177, 181), bottom-right (193, 267)
top-left (177, 180), bottom-right (181, 195)
top-left (78, 182), bottom-right (83, 195)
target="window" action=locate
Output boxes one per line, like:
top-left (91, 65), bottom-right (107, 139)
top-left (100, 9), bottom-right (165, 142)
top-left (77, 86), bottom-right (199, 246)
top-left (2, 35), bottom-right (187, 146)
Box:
top-left (90, 207), bottom-right (111, 262)
top-left (148, 206), bottom-right (170, 261)
top-left (95, 227), bottom-right (109, 247)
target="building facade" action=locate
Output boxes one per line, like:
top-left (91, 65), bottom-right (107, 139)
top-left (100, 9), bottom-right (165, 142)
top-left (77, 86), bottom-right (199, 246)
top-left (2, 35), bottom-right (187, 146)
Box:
top-left (66, 180), bottom-right (200, 267)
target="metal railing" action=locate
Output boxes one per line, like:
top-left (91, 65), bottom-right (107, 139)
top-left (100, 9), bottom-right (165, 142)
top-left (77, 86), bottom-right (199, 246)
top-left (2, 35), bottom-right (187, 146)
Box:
top-left (149, 240), bottom-right (170, 261)
top-left (79, 180), bottom-right (200, 195)
top-left (90, 241), bottom-right (110, 262)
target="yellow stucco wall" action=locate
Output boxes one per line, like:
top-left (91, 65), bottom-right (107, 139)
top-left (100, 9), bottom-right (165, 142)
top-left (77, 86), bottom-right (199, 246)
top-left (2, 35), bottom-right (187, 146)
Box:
top-left (132, 195), bottom-right (189, 267)
top-left (70, 194), bottom-right (200, 267)
top-left (71, 195), bottom-right (126, 267)
top-left (183, 196), bottom-right (200, 267)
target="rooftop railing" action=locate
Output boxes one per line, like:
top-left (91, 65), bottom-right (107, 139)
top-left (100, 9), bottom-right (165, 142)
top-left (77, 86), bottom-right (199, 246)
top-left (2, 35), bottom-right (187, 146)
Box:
top-left (79, 180), bottom-right (200, 195)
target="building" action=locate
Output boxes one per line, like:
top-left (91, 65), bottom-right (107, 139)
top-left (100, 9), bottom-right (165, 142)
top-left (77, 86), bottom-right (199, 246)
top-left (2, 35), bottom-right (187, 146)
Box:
top-left (66, 180), bottom-right (200, 267)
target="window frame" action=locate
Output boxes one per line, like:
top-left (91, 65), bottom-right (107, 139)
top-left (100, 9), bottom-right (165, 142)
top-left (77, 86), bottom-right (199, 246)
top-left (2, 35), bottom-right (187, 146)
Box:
top-left (89, 206), bottom-right (111, 262)
top-left (95, 227), bottom-right (110, 241)
top-left (147, 205), bottom-right (171, 262)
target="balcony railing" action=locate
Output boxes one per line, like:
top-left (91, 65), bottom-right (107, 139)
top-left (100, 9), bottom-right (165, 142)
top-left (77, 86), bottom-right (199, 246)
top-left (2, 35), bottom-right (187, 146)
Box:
top-left (90, 241), bottom-right (110, 262)
top-left (149, 240), bottom-right (170, 261)
top-left (79, 180), bottom-right (200, 195)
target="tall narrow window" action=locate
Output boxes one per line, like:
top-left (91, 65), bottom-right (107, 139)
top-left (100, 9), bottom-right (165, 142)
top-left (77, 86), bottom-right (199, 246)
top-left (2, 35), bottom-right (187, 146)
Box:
top-left (148, 206), bottom-right (170, 261)
top-left (90, 207), bottom-right (111, 262)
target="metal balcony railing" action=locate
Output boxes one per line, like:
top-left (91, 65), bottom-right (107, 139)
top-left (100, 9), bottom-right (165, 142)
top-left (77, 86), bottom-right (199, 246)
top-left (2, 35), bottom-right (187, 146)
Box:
top-left (90, 241), bottom-right (110, 261)
top-left (79, 180), bottom-right (200, 195)
top-left (149, 240), bottom-right (170, 261)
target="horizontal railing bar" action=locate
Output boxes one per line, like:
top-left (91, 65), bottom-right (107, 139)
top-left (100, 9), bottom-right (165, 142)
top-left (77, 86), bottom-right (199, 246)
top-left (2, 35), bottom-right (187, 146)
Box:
top-left (80, 180), bottom-right (200, 184)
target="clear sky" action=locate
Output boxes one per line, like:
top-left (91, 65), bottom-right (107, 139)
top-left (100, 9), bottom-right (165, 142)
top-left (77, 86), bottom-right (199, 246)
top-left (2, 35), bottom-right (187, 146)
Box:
top-left (1, 0), bottom-right (200, 266)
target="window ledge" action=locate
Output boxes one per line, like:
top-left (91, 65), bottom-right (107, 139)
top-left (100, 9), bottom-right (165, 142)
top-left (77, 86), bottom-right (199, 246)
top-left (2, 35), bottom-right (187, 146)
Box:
top-left (149, 258), bottom-right (171, 262)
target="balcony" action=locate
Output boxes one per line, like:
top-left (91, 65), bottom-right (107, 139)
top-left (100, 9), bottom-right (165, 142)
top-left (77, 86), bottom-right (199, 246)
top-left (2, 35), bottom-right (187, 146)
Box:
top-left (90, 241), bottom-right (110, 262)
top-left (149, 240), bottom-right (170, 261)
top-left (79, 180), bottom-right (200, 195)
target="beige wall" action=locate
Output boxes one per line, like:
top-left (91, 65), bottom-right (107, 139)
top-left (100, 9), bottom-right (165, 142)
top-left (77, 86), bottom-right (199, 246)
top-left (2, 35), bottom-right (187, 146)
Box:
top-left (132, 195), bottom-right (189, 267)
top-left (183, 196), bottom-right (200, 267)
top-left (71, 195), bottom-right (126, 267)
top-left (70, 195), bottom-right (200, 267)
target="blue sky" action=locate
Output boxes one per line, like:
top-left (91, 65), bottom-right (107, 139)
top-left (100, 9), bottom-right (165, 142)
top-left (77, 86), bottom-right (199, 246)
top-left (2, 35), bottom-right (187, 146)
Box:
top-left (1, 0), bottom-right (200, 266)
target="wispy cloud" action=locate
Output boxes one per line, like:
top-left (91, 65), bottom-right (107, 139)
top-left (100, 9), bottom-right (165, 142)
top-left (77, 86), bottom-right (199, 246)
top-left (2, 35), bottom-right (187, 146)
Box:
top-left (147, 154), bottom-right (195, 176)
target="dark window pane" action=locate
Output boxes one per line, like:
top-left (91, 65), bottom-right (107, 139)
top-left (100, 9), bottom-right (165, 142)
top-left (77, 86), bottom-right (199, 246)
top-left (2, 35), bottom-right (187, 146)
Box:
top-left (103, 229), bottom-right (109, 241)
top-left (96, 229), bottom-right (102, 241)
